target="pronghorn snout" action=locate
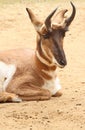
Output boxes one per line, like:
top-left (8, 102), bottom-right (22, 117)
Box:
top-left (53, 53), bottom-right (67, 68)
top-left (58, 59), bottom-right (67, 68)
top-left (57, 52), bottom-right (67, 68)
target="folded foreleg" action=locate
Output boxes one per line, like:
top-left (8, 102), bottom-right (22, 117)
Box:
top-left (0, 92), bottom-right (22, 103)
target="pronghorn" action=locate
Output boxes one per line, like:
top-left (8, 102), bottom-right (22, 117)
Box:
top-left (0, 2), bottom-right (76, 102)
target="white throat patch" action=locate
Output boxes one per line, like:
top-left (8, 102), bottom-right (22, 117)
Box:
top-left (42, 69), bottom-right (61, 95)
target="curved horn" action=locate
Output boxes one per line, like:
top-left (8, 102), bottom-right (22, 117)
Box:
top-left (45, 7), bottom-right (58, 31)
top-left (66, 2), bottom-right (76, 26)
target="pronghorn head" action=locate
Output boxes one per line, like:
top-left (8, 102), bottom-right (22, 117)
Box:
top-left (26, 2), bottom-right (76, 68)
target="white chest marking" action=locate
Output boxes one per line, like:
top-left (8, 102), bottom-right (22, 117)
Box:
top-left (42, 69), bottom-right (61, 95)
top-left (0, 61), bottom-right (16, 92)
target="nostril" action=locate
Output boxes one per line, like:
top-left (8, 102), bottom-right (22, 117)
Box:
top-left (59, 60), bottom-right (66, 66)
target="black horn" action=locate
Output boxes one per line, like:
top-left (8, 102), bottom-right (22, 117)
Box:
top-left (45, 7), bottom-right (58, 31)
top-left (66, 2), bottom-right (76, 26)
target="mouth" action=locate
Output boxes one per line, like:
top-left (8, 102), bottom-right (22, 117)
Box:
top-left (55, 61), bottom-right (65, 68)
top-left (53, 57), bottom-right (67, 68)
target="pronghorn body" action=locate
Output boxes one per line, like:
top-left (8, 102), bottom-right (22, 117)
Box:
top-left (0, 49), bottom-right (60, 102)
top-left (0, 2), bottom-right (76, 102)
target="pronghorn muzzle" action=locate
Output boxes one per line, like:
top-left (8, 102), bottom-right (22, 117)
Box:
top-left (52, 38), bottom-right (67, 68)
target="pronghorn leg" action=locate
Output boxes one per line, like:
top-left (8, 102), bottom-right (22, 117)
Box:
top-left (52, 90), bottom-right (63, 97)
top-left (0, 92), bottom-right (22, 103)
top-left (0, 74), bottom-right (22, 103)
top-left (6, 75), bottom-right (51, 101)
top-left (16, 87), bottom-right (51, 101)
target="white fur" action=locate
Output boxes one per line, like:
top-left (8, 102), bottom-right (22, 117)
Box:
top-left (12, 96), bottom-right (22, 102)
top-left (0, 61), bottom-right (16, 92)
top-left (42, 69), bottom-right (61, 95)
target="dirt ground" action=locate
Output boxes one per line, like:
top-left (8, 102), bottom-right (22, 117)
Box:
top-left (0, 1), bottom-right (85, 130)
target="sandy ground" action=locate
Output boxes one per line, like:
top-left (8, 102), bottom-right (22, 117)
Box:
top-left (0, 1), bottom-right (85, 130)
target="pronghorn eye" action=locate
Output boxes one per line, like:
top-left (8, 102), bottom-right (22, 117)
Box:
top-left (42, 32), bottom-right (51, 39)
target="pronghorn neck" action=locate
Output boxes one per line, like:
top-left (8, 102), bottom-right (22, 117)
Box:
top-left (35, 52), bottom-right (57, 80)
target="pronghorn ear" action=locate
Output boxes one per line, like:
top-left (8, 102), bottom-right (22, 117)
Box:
top-left (52, 9), bottom-right (68, 24)
top-left (26, 8), bottom-right (43, 32)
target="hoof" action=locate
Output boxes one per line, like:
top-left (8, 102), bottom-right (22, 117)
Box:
top-left (53, 90), bottom-right (63, 97)
top-left (12, 96), bottom-right (22, 103)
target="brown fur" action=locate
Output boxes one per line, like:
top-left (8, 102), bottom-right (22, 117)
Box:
top-left (0, 3), bottom-right (76, 102)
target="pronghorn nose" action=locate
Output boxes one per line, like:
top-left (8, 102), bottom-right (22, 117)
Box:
top-left (59, 60), bottom-right (67, 66)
